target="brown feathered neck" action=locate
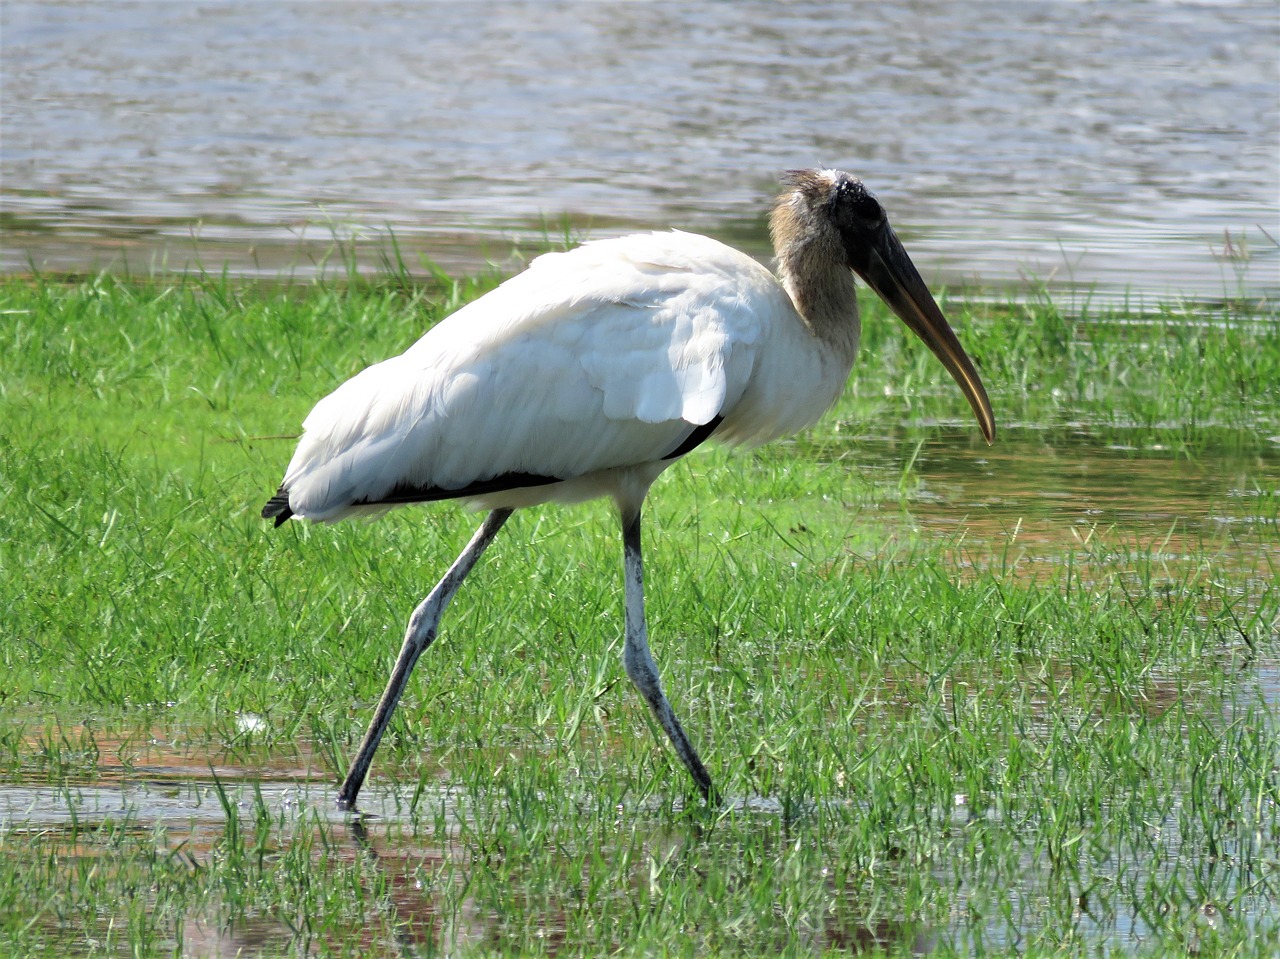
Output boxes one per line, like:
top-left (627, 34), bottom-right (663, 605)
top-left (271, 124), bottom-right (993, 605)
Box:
top-left (768, 170), bottom-right (861, 362)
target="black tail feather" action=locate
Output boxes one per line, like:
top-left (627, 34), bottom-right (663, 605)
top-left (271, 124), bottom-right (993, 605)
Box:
top-left (262, 487), bottom-right (294, 527)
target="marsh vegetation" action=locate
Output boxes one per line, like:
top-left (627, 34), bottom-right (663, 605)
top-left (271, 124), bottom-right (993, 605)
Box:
top-left (1, 264), bottom-right (1276, 955)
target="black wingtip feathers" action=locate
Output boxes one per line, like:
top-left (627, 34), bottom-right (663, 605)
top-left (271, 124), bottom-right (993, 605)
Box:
top-left (262, 487), bottom-right (294, 527)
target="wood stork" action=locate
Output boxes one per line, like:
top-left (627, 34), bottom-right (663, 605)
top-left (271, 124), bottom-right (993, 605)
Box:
top-left (262, 169), bottom-right (995, 809)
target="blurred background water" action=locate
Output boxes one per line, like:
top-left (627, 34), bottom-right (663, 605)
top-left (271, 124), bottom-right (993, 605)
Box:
top-left (2, 0), bottom-right (1278, 303)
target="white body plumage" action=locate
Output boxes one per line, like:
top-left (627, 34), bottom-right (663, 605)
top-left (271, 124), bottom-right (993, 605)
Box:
top-left (278, 229), bottom-right (859, 522)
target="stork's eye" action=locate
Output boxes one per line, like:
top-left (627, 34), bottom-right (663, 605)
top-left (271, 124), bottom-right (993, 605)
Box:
top-left (851, 192), bottom-right (882, 222)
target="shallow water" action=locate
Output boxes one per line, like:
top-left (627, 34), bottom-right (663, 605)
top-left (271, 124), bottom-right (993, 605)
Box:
top-left (3, 1), bottom-right (1278, 302)
top-left (859, 426), bottom-right (1279, 589)
top-left (1, 729), bottom-right (1272, 954)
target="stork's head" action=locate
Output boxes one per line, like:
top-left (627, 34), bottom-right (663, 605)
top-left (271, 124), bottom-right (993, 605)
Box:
top-left (773, 169), bottom-right (995, 444)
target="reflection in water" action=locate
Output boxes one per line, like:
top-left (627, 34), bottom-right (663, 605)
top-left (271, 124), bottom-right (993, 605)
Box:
top-left (0, 776), bottom-right (937, 956)
top-left (346, 807), bottom-right (938, 957)
top-left (2, 1), bottom-right (1277, 301)
top-left (3, 757), bottom-right (1268, 955)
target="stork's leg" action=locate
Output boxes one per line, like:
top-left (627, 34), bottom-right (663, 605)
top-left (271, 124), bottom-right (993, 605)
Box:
top-left (337, 508), bottom-right (513, 810)
top-left (620, 508), bottom-right (716, 802)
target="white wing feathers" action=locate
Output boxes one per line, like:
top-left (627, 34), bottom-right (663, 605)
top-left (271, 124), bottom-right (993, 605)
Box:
top-left (281, 232), bottom-right (785, 521)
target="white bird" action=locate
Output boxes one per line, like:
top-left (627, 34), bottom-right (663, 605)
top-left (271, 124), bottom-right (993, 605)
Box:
top-left (263, 169), bottom-right (995, 809)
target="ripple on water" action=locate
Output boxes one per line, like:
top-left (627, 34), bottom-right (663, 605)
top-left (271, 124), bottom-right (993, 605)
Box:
top-left (2, 1), bottom-right (1277, 302)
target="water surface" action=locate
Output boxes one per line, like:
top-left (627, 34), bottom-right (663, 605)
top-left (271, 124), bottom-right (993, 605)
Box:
top-left (3, 1), bottom-right (1277, 302)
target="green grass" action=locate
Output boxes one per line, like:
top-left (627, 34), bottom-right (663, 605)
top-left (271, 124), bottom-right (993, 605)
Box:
top-left (0, 265), bottom-right (1277, 957)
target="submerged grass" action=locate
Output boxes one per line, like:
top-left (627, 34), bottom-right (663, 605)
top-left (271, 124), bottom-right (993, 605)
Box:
top-left (0, 263), bottom-right (1277, 956)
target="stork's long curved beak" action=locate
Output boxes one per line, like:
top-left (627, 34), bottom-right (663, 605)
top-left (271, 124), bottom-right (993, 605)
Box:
top-left (857, 227), bottom-right (995, 444)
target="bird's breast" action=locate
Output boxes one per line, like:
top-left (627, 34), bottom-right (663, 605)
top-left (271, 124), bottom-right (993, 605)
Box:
top-left (714, 327), bottom-right (856, 448)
